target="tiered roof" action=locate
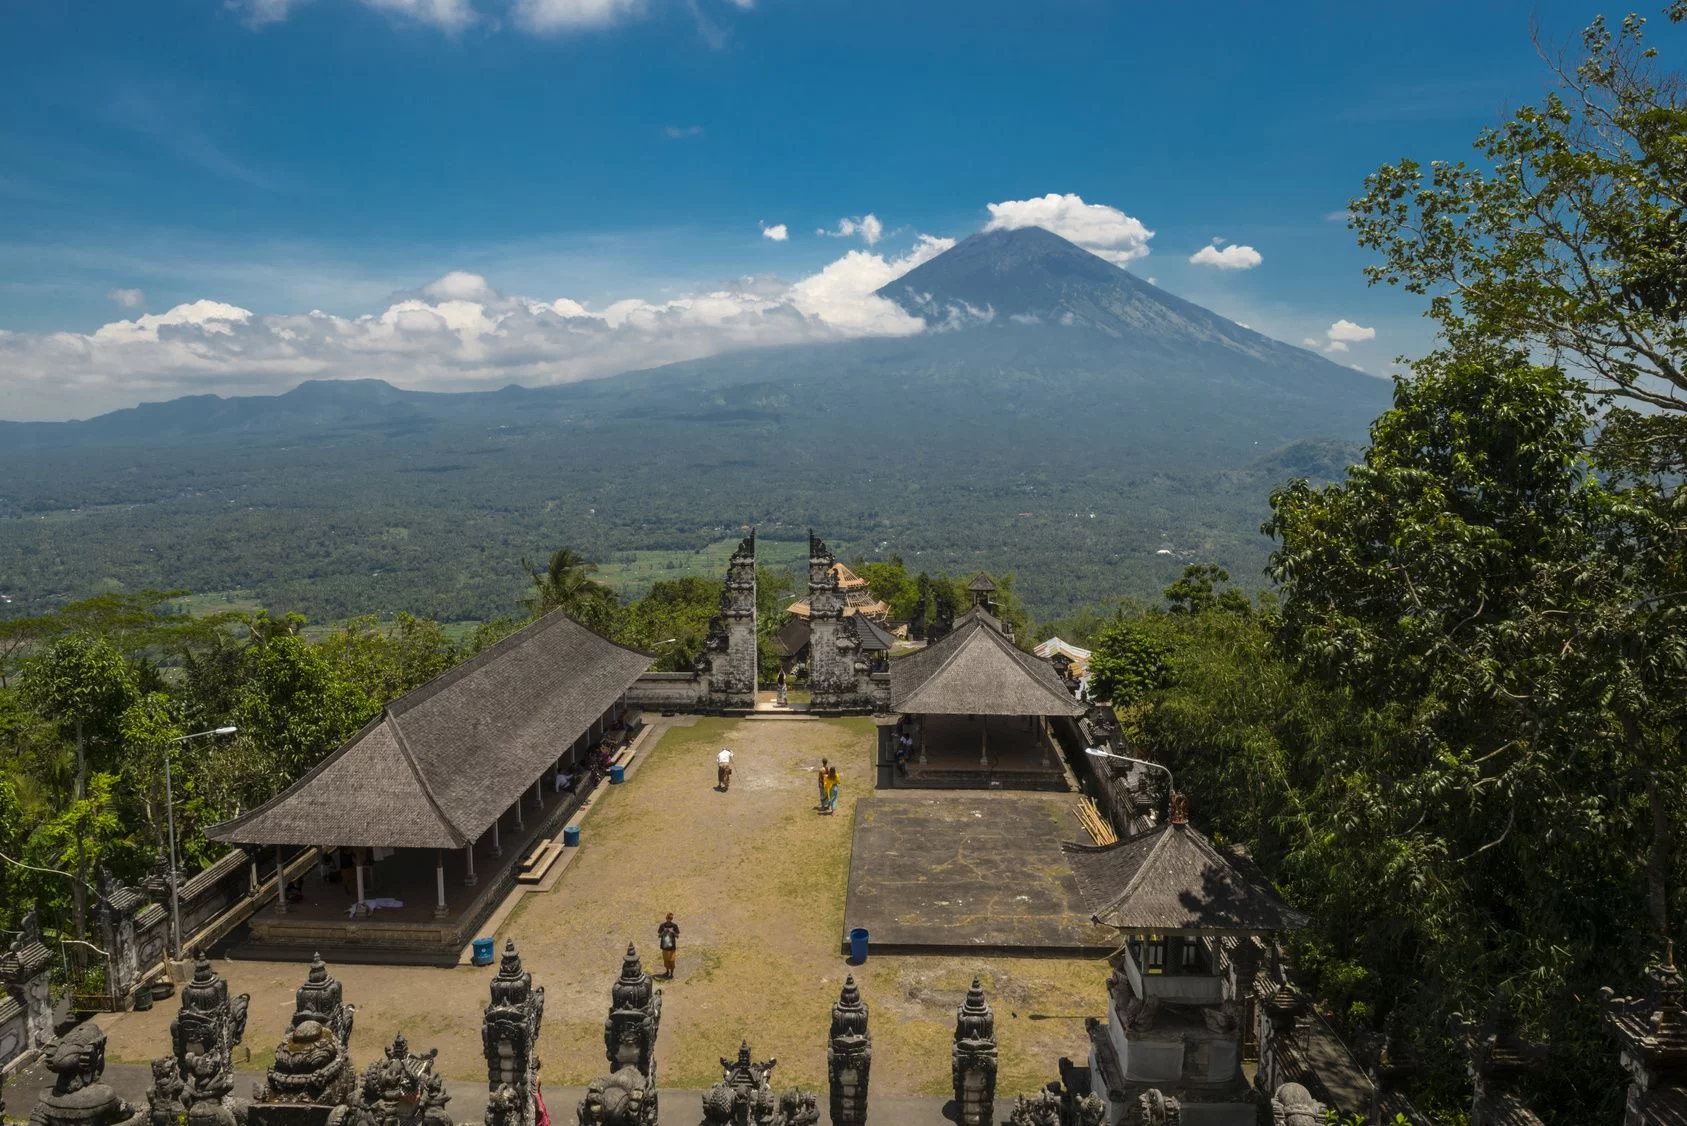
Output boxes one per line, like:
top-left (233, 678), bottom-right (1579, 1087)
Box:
top-left (208, 611), bottom-right (652, 850)
top-left (890, 610), bottom-right (1083, 717)
top-left (1063, 819), bottom-right (1309, 936)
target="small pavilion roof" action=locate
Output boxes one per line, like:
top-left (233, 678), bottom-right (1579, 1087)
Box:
top-left (208, 610), bottom-right (652, 851)
top-left (966, 572), bottom-right (998, 592)
top-left (849, 614), bottom-right (896, 652)
top-left (771, 614), bottom-right (892, 658)
top-left (891, 610), bottom-right (1083, 717)
top-left (771, 617), bottom-right (811, 658)
top-left (1062, 821), bottom-right (1309, 936)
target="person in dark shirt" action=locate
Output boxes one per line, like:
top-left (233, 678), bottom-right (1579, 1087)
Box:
top-left (657, 913), bottom-right (680, 979)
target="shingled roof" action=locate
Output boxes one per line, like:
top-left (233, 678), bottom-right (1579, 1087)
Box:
top-left (208, 610), bottom-right (652, 851)
top-left (890, 611), bottom-right (1084, 717)
top-left (1062, 822), bottom-right (1309, 935)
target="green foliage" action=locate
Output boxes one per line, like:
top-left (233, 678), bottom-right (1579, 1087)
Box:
top-left (524, 547), bottom-right (619, 632)
top-left (1352, 2), bottom-right (1687, 470)
top-left (1086, 620), bottom-right (1169, 707)
top-left (232, 634), bottom-right (374, 791)
top-left (615, 575), bottom-right (719, 671)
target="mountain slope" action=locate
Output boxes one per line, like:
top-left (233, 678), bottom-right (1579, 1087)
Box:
top-left (0, 227), bottom-right (1391, 621)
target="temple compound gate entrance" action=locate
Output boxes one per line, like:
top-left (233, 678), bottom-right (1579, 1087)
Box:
top-left (625, 531), bottom-right (759, 712)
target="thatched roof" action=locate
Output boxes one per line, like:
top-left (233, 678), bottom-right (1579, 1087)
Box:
top-left (208, 610), bottom-right (652, 850)
top-left (890, 611), bottom-right (1084, 717)
top-left (1062, 822), bottom-right (1309, 935)
top-left (772, 614), bottom-right (893, 659)
top-left (966, 572), bottom-right (998, 592)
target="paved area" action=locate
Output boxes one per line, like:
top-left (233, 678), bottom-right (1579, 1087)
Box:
top-left (844, 792), bottom-right (1116, 953)
top-left (79, 717), bottom-right (1109, 1100)
top-left (0, 1059), bottom-right (957, 1126)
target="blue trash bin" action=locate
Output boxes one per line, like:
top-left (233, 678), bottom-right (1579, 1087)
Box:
top-left (563, 825), bottom-right (581, 847)
top-left (609, 764), bottom-right (626, 784)
top-left (848, 927), bottom-right (869, 965)
top-left (472, 937), bottom-right (495, 966)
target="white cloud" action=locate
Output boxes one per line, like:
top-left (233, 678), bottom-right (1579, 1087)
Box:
top-left (108, 288), bottom-right (145, 309)
top-left (1, 236), bottom-right (961, 419)
top-left (1189, 243), bottom-right (1262, 270)
top-left (760, 223), bottom-right (789, 242)
top-left (362, 0), bottom-right (477, 29)
top-left (1303, 319), bottom-right (1376, 355)
top-left (1326, 318), bottom-right (1376, 343)
top-left (233, 0), bottom-right (475, 29)
top-left (663, 124), bottom-right (705, 139)
top-left (818, 214), bottom-right (883, 246)
top-left (514, 0), bottom-right (641, 32)
top-left (983, 192), bottom-right (1153, 264)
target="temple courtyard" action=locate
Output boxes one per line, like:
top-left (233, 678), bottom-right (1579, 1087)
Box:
top-left (93, 715), bottom-right (1110, 1099)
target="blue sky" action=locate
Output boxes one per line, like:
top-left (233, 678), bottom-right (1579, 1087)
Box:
top-left (3, 0), bottom-right (1679, 419)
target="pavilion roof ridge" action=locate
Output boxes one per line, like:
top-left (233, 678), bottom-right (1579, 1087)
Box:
top-left (383, 708), bottom-right (469, 849)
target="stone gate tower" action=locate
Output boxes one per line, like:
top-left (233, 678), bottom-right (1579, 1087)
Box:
top-left (806, 531), bottom-right (862, 710)
top-left (709, 530), bottom-right (758, 709)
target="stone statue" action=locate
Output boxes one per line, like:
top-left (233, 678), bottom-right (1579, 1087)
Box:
top-left (292, 955), bottom-right (355, 1049)
top-left (1269, 1082), bottom-right (1324, 1126)
top-left (181, 1053), bottom-right (240, 1126)
top-left (483, 943), bottom-right (544, 1126)
top-left (574, 1068), bottom-right (657, 1126)
top-left (259, 1020), bottom-right (355, 1107)
top-left (602, 944), bottom-right (661, 1080)
top-left (695, 1041), bottom-right (814, 1126)
top-left (28, 1025), bottom-right (141, 1126)
top-left (950, 980), bottom-right (997, 1126)
top-left (775, 1089), bottom-right (817, 1126)
top-left (144, 1056), bottom-right (186, 1126)
top-left (1006, 1089), bottom-right (1062, 1126)
top-left (172, 953), bottom-right (250, 1078)
top-left (825, 976), bottom-right (870, 1126)
top-left (1133, 1090), bottom-right (1180, 1126)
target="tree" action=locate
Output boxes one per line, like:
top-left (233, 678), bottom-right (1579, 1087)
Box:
top-left (1086, 620), bottom-right (1170, 708)
top-left (523, 547), bottom-right (619, 632)
top-left (1162, 564), bottom-right (1252, 617)
top-left (1265, 351), bottom-right (1681, 1115)
top-left (1352, 3), bottom-right (1687, 467)
top-left (232, 634), bottom-right (372, 800)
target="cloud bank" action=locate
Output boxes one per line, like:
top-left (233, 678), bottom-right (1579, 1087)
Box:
top-left (1303, 318), bottom-right (1377, 355)
top-left (1, 235), bottom-right (955, 420)
top-left (818, 214), bottom-right (884, 246)
top-left (983, 192), bottom-right (1153, 264)
top-left (760, 222), bottom-right (789, 242)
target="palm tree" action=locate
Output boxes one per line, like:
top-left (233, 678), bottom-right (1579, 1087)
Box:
top-left (522, 548), bottom-right (618, 629)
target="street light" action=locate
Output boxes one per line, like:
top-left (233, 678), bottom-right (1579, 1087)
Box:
top-left (1084, 746), bottom-right (1175, 810)
top-left (163, 726), bottom-right (238, 958)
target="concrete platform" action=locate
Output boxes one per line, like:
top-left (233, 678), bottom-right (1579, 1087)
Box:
top-left (842, 792), bottom-right (1117, 955)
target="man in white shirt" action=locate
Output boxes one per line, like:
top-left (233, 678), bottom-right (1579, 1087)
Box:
top-left (716, 747), bottom-right (734, 791)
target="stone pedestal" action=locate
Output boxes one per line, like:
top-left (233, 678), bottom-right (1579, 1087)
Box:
top-left (827, 975), bottom-right (871, 1126)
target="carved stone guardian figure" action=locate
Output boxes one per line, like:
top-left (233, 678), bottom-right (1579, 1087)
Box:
top-left (575, 1067), bottom-right (657, 1126)
top-left (483, 942), bottom-right (544, 1126)
top-left (258, 1020), bottom-right (356, 1107)
top-left (293, 955), bottom-right (355, 1048)
top-left (825, 975), bottom-right (870, 1126)
top-left (171, 953), bottom-right (250, 1077)
top-left (28, 1025), bottom-right (141, 1126)
top-left (950, 980), bottom-right (997, 1126)
top-left (603, 945), bottom-right (661, 1080)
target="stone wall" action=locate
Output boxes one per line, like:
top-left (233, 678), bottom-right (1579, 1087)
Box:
top-left (0, 912), bottom-right (55, 1073)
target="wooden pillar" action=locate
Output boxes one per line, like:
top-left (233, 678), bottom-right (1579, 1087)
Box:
top-left (918, 717), bottom-right (927, 765)
top-left (979, 721), bottom-right (989, 767)
top-left (249, 857), bottom-right (261, 896)
top-left (492, 818), bottom-right (502, 856)
top-left (464, 842), bottom-right (477, 887)
top-left (433, 851), bottom-right (447, 918)
top-left (275, 845), bottom-right (287, 914)
top-left (533, 779), bottom-right (543, 809)
top-left (513, 797), bottom-right (524, 831)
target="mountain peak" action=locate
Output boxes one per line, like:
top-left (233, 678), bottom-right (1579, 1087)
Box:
top-left (875, 225), bottom-right (1280, 360)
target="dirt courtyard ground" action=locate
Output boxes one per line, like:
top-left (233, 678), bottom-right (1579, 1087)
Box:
top-left (100, 716), bottom-right (1110, 1097)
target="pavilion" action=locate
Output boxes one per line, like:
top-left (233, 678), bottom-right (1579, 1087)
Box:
top-left (785, 560), bottom-right (889, 621)
top-left (771, 614), bottom-right (895, 677)
top-left (1063, 797), bottom-right (1309, 1123)
top-left (880, 609), bottom-right (1085, 789)
top-left (207, 609), bottom-right (652, 963)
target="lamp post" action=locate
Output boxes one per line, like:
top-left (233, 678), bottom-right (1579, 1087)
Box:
top-left (1084, 746), bottom-right (1175, 817)
top-left (163, 726), bottom-right (238, 958)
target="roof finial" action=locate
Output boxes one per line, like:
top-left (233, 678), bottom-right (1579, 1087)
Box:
top-left (1168, 791), bottom-right (1189, 825)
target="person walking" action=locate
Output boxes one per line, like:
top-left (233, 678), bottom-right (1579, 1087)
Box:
top-left (817, 757), bottom-right (831, 810)
top-left (776, 670), bottom-right (788, 707)
top-left (824, 763), bottom-right (841, 814)
top-left (657, 913), bottom-right (680, 979)
top-left (716, 747), bottom-right (734, 791)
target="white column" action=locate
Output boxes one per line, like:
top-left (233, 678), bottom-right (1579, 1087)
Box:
top-left (249, 858), bottom-right (261, 896)
top-left (513, 799), bottom-right (524, 830)
top-left (275, 845), bottom-right (288, 914)
top-left (434, 851), bottom-right (447, 918)
top-left (464, 843), bottom-right (477, 886)
top-left (918, 719), bottom-right (927, 765)
top-left (355, 862), bottom-right (366, 905)
top-left (979, 721), bottom-right (989, 767)
top-left (492, 819), bottom-right (502, 856)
